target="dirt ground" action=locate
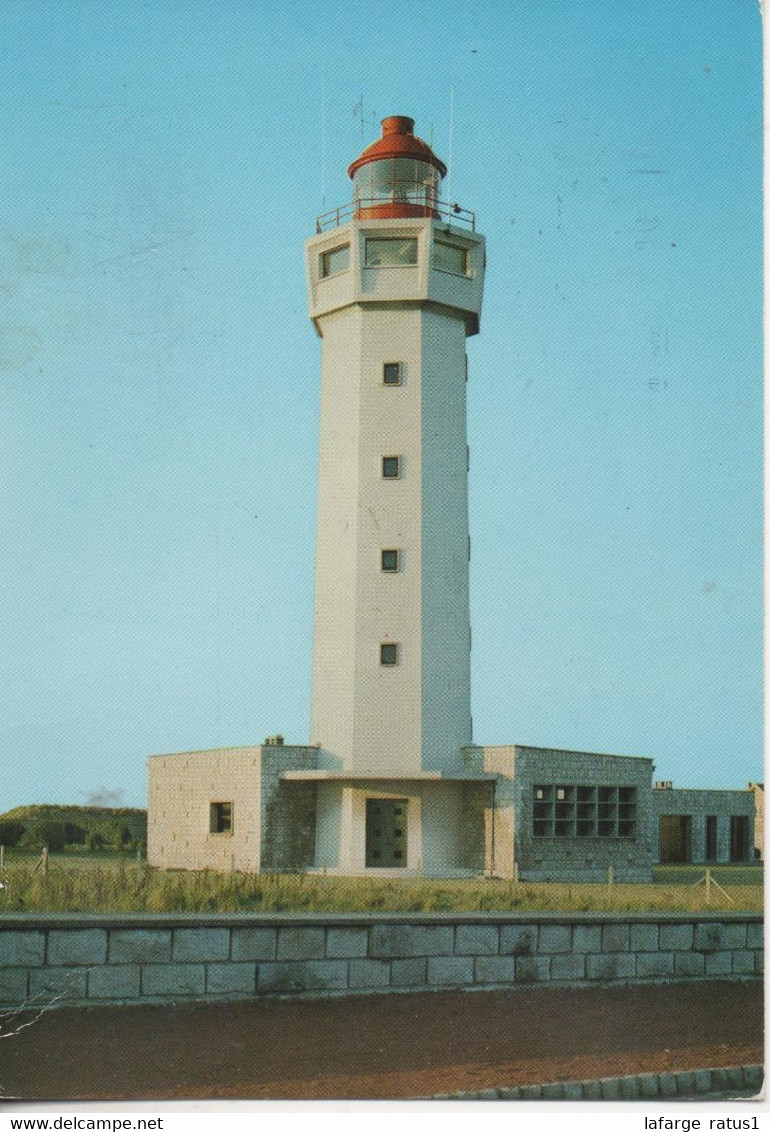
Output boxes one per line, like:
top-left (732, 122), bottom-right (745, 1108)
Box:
top-left (0, 980), bottom-right (762, 1101)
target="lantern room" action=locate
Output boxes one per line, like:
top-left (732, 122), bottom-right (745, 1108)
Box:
top-left (348, 115), bottom-right (447, 220)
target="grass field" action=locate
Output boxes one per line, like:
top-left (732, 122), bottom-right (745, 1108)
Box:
top-left (0, 851), bottom-right (762, 914)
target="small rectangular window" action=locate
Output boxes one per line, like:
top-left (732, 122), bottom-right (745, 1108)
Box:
top-left (320, 244), bottom-right (350, 277)
top-left (381, 549), bottom-right (400, 572)
top-left (434, 241), bottom-right (468, 275)
top-left (365, 238), bottom-right (418, 266)
top-left (210, 802), bottom-right (233, 834)
top-left (383, 362), bottom-right (402, 386)
top-left (382, 455), bottom-right (401, 479)
top-left (380, 642), bottom-right (399, 666)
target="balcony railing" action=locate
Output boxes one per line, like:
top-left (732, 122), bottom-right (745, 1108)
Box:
top-left (316, 196), bottom-right (476, 234)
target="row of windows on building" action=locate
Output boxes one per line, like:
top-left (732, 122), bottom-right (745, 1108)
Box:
top-left (320, 238), bottom-right (469, 279)
top-left (533, 785), bottom-right (638, 839)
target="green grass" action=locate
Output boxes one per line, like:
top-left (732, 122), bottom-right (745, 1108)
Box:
top-left (0, 852), bottom-right (762, 914)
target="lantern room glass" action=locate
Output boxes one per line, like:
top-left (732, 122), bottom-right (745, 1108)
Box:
top-left (353, 158), bottom-right (441, 210)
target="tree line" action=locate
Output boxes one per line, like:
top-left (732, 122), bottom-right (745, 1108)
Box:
top-left (0, 804), bottom-right (147, 852)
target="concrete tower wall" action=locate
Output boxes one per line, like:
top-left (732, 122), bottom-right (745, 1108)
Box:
top-left (352, 306), bottom-right (424, 775)
top-left (307, 219), bottom-right (484, 781)
top-left (421, 307), bottom-right (472, 770)
top-left (309, 305), bottom-right (362, 771)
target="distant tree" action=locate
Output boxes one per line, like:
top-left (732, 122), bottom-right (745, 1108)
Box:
top-left (64, 822), bottom-right (86, 845)
top-left (0, 819), bottom-right (25, 847)
top-left (108, 825), bottom-right (132, 851)
top-left (32, 821), bottom-right (67, 851)
top-left (86, 830), bottom-right (105, 851)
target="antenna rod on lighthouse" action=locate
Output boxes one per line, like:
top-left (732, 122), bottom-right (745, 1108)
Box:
top-left (447, 86), bottom-right (455, 202)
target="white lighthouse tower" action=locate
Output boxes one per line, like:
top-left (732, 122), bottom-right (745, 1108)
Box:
top-left (301, 116), bottom-right (489, 874)
top-left (148, 117), bottom-right (687, 886)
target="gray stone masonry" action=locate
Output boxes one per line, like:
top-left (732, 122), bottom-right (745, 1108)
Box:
top-left (515, 955), bottom-right (551, 982)
top-left (348, 959), bottom-right (390, 988)
top-left (390, 957), bottom-right (427, 985)
top-left (205, 962), bottom-right (256, 995)
top-left (694, 922), bottom-right (747, 951)
top-left (474, 955), bottom-right (515, 983)
top-left (551, 953), bottom-right (586, 981)
top-left (675, 952), bottom-right (705, 976)
top-left (602, 924), bottom-right (630, 952)
top-left (276, 927), bottom-right (325, 960)
top-left (659, 923), bottom-right (694, 951)
top-left (636, 952), bottom-right (675, 978)
top-left (587, 953), bottom-right (636, 980)
top-left (172, 928), bottom-right (230, 962)
top-left (109, 929), bottom-right (172, 964)
top-left (0, 968), bottom-right (30, 1002)
top-left (369, 924), bottom-right (454, 958)
top-left (47, 929), bottom-right (107, 966)
top-left (439, 1064), bottom-right (764, 1101)
top-left (326, 928), bottom-right (368, 958)
top-left (455, 924), bottom-right (498, 954)
top-left (141, 964), bottom-right (206, 997)
top-left (499, 924), bottom-right (537, 954)
top-left (427, 956), bottom-right (474, 985)
top-left (230, 927), bottom-right (277, 961)
top-left (746, 921), bottom-right (763, 949)
top-left (538, 925), bottom-right (571, 953)
top-left (630, 923), bottom-right (659, 951)
top-left (88, 965), bottom-right (141, 1000)
top-left (0, 931), bottom-right (45, 966)
top-left (29, 967), bottom-right (88, 1002)
top-left (0, 912), bottom-right (760, 1009)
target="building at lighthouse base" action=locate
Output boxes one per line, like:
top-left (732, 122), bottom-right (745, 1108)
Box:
top-left (147, 742), bottom-right (757, 880)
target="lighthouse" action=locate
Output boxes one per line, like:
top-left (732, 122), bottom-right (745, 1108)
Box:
top-left (302, 116), bottom-right (489, 873)
top-left (148, 116), bottom-right (671, 887)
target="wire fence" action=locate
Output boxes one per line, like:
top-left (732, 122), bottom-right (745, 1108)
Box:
top-left (0, 848), bottom-right (762, 915)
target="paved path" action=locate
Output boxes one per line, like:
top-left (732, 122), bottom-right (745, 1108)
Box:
top-left (1, 980), bottom-right (762, 1101)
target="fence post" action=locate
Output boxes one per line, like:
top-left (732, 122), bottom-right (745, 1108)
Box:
top-left (0, 844), bottom-right (4, 869)
top-left (136, 845), bottom-right (142, 866)
top-left (607, 864), bottom-right (614, 889)
top-left (42, 846), bottom-right (49, 876)
top-left (705, 866), bottom-right (711, 905)
top-left (513, 861), bottom-right (520, 884)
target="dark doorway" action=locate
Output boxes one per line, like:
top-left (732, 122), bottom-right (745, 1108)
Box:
top-left (659, 815), bottom-right (692, 863)
top-left (730, 816), bottom-right (749, 862)
top-left (365, 799), bottom-right (408, 868)
top-left (705, 815), bottom-right (717, 861)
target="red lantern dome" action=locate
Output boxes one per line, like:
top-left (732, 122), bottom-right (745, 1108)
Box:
top-left (348, 116), bottom-right (446, 221)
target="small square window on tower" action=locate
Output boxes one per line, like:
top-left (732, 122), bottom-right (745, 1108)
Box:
top-left (381, 549), bottom-right (400, 572)
top-left (383, 362), bottom-right (402, 386)
top-left (210, 801), bottom-right (233, 834)
top-left (380, 642), bottom-right (399, 666)
top-left (382, 455), bottom-right (401, 479)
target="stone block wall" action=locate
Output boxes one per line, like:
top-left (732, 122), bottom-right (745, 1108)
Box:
top-left (0, 912), bottom-right (761, 1009)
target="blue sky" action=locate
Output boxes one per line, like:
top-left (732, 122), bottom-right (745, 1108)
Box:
top-left (1, 0), bottom-right (762, 810)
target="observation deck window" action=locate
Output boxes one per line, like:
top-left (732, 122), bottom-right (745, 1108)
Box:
top-left (365, 238), bottom-right (418, 267)
top-left (434, 241), bottom-right (468, 275)
top-left (320, 244), bottom-right (350, 278)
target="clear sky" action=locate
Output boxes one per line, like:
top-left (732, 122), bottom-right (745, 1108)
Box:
top-left (1, 0), bottom-right (762, 810)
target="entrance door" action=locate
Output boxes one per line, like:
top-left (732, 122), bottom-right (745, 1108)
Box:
top-left (365, 799), bottom-right (408, 868)
top-left (705, 815), bottom-right (717, 861)
top-left (730, 815), bottom-right (749, 862)
top-left (659, 815), bottom-right (692, 863)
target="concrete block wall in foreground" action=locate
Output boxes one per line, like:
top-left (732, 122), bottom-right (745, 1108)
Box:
top-left (0, 912), bottom-right (761, 1009)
